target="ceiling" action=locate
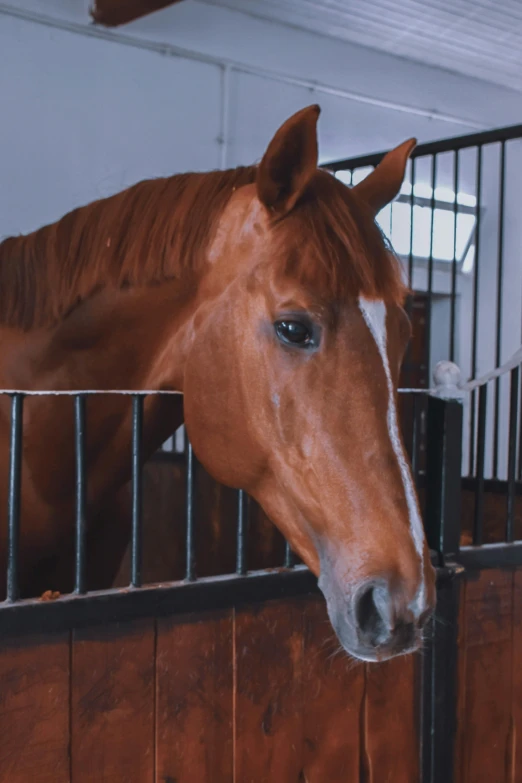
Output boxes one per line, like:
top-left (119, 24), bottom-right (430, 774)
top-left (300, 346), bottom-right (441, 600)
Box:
top-left (201, 0), bottom-right (522, 93)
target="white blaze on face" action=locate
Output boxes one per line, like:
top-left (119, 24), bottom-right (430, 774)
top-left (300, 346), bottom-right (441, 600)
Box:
top-left (358, 296), bottom-right (426, 607)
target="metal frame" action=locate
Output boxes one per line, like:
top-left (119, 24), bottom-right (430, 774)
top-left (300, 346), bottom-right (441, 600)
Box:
top-left (3, 121), bottom-right (522, 782)
top-left (323, 123), bottom-right (522, 171)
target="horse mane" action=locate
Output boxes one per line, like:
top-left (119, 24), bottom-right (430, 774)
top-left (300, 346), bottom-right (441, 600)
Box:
top-left (0, 165), bottom-right (405, 331)
top-left (0, 166), bottom-right (257, 330)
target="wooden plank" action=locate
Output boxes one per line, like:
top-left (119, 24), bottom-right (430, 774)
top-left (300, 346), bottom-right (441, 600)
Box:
top-left (301, 596), bottom-right (364, 782)
top-left (91, 0), bottom-right (185, 27)
top-left (459, 570), bottom-right (513, 783)
top-left (512, 570), bottom-right (522, 782)
top-left (364, 653), bottom-right (419, 782)
top-left (0, 633), bottom-right (70, 783)
top-left (156, 610), bottom-right (233, 783)
top-left (235, 598), bottom-right (304, 782)
top-left (71, 619), bottom-right (155, 783)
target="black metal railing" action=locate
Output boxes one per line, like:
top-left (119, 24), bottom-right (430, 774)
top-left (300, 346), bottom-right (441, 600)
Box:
top-left (1, 390), bottom-right (311, 612)
top-left (0, 379), bottom-right (517, 783)
top-left (325, 123), bottom-right (522, 488)
top-left (7, 393), bottom-right (23, 603)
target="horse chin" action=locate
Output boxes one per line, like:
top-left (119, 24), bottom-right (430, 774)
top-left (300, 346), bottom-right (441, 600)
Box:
top-left (334, 620), bottom-right (423, 663)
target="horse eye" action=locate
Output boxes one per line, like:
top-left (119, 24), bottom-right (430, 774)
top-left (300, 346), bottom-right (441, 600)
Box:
top-left (275, 319), bottom-right (313, 347)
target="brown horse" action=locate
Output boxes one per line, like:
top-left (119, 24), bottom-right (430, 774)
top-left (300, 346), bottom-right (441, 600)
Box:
top-left (0, 105), bottom-right (436, 661)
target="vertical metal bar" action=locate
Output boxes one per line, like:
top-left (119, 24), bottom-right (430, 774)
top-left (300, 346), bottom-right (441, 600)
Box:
top-left (424, 395), bottom-right (463, 561)
top-left (469, 146), bottom-right (483, 474)
top-left (506, 368), bottom-right (519, 543)
top-left (449, 151), bottom-right (460, 361)
top-left (425, 155), bottom-right (437, 385)
top-left (7, 394), bottom-right (24, 602)
top-left (473, 384), bottom-right (488, 546)
top-left (131, 395), bottom-right (144, 587)
top-left (493, 141), bottom-right (506, 478)
top-left (403, 158), bottom-right (417, 379)
top-left (408, 157), bottom-right (416, 290)
top-left (236, 490), bottom-right (248, 576)
top-left (74, 395), bottom-right (87, 595)
top-left (388, 187), bottom-right (394, 239)
top-left (419, 611), bottom-right (434, 782)
top-left (185, 440), bottom-right (196, 582)
top-left (284, 542), bottom-right (296, 569)
top-left (422, 393), bottom-right (463, 783)
top-left (518, 379), bottom-right (522, 481)
top-left (411, 393), bottom-right (421, 486)
top-left (422, 574), bottom-right (461, 783)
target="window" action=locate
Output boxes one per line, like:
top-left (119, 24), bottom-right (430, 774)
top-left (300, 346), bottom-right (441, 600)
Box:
top-left (335, 168), bottom-right (478, 274)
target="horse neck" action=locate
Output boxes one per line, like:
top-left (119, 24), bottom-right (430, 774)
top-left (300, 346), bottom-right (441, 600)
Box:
top-left (1, 278), bottom-right (199, 393)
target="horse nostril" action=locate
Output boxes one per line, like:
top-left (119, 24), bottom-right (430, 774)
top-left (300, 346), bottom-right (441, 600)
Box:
top-left (352, 579), bottom-right (420, 650)
top-left (353, 580), bottom-right (391, 647)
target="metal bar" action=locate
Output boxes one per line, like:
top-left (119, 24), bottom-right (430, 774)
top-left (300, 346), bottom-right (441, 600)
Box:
top-left (506, 368), bottom-right (519, 542)
top-left (493, 141), bottom-right (506, 478)
top-left (468, 146), bottom-right (483, 474)
top-left (6, 394), bottom-right (24, 602)
top-left (74, 395), bottom-right (87, 595)
top-left (326, 123), bottom-right (522, 172)
top-left (420, 609), bottom-right (434, 783)
top-left (408, 157), bottom-right (416, 289)
top-left (473, 385), bottom-right (488, 546)
top-left (131, 395), bottom-right (144, 587)
top-left (422, 569), bottom-right (462, 783)
top-left (185, 441), bottom-right (196, 582)
top-left (0, 566), bottom-right (319, 634)
top-left (411, 393), bottom-right (421, 486)
top-left (518, 378), bottom-right (522, 482)
top-left (449, 151), bottom-right (459, 362)
top-left (424, 395), bottom-right (463, 563)
top-left (459, 541), bottom-right (522, 569)
top-left (0, 563), bottom-right (460, 637)
top-left (425, 155), bottom-right (437, 387)
top-left (284, 542), bottom-right (296, 569)
top-left (236, 490), bottom-right (248, 576)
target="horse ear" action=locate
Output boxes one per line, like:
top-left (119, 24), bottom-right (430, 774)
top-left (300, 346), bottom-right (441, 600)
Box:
top-left (352, 138), bottom-right (416, 215)
top-left (256, 104), bottom-right (320, 216)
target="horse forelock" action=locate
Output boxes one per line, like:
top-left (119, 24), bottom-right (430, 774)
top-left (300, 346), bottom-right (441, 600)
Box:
top-left (270, 171), bottom-right (407, 307)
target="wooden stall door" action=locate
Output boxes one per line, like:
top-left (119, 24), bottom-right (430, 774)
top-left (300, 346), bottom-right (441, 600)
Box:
top-left (0, 595), bottom-right (421, 783)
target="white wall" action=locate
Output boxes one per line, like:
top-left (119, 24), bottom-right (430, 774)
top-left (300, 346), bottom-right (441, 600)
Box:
top-left (0, 10), bottom-right (223, 236)
top-left (1, 0), bottom-right (522, 238)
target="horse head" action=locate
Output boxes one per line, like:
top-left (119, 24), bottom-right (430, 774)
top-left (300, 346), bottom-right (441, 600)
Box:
top-left (180, 106), bottom-right (436, 661)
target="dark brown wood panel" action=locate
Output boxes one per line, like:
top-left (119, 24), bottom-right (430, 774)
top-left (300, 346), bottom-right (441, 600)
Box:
top-left (301, 596), bottom-right (364, 782)
top-left (91, 0), bottom-right (184, 26)
top-left (457, 570), bottom-right (514, 783)
top-left (235, 599), bottom-right (305, 782)
top-left (71, 619), bottom-right (155, 783)
top-left (156, 610), bottom-right (233, 783)
top-left (0, 633), bottom-right (70, 783)
top-left (364, 654), bottom-right (419, 782)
